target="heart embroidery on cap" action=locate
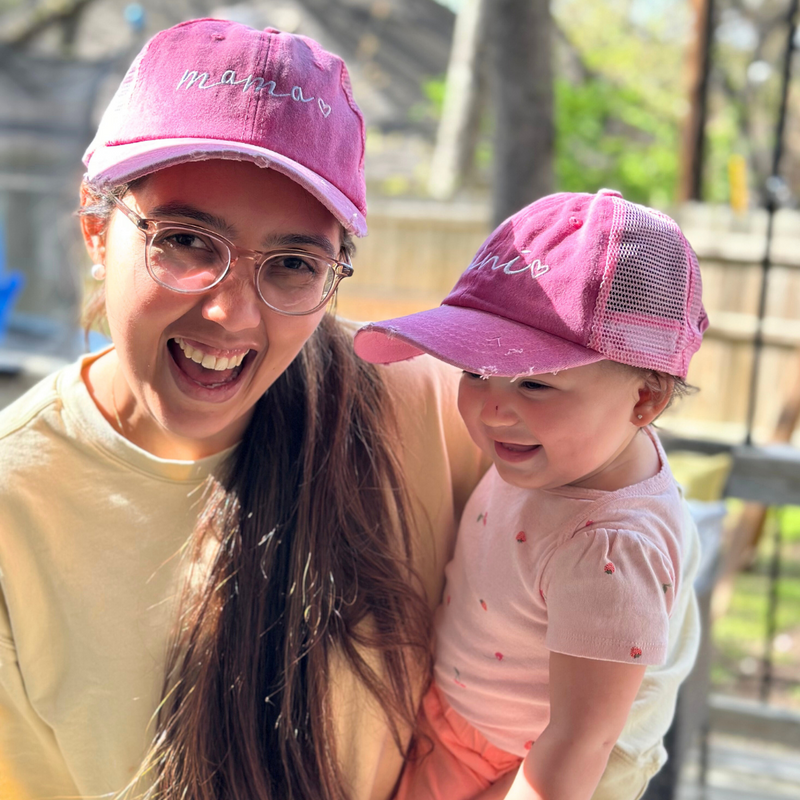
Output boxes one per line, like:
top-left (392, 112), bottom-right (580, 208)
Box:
top-left (530, 260), bottom-right (549, 279)
top-left (318, 98), bottom-right (332, 117)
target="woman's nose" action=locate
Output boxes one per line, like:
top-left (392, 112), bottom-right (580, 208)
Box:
top-left (200, 271), bottom-right (263, 331)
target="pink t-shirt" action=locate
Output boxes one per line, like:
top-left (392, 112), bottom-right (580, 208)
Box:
top-left (434, 431), bottom-right (693, 757)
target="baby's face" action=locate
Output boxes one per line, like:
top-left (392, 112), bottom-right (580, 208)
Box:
top-left (457, 361), bottom-right (650, 492)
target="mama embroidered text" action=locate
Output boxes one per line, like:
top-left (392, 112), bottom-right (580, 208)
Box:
top-left (176, 69), bottom-right (333, 118)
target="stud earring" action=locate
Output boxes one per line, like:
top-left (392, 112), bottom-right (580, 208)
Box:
top-left (637, 414), bottom-right (643, 420)
top-left (91, 263), bottom-right (106, 280)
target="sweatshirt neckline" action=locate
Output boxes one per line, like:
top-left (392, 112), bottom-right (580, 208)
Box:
top-left (62, 350), bottom-right (233, 483)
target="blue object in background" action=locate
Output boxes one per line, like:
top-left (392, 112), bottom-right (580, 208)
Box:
top-left (0, 218), bottom-right (108, 359)
top-left (0, 272), bottom-right (25, 343)
top-left (0, 221), bottom-right (26, 343)
top-left (124, 4), bottom-right (146, 33)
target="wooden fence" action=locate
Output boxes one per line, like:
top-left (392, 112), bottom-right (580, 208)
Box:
top-left (336, 200), bottom-right (800, 445)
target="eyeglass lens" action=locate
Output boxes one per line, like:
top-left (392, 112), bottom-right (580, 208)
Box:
top-left (148, 227), bottom-right (337, 313)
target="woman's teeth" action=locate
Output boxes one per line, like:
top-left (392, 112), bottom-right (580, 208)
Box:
top-left (174, 337), bottom-right (249, 371)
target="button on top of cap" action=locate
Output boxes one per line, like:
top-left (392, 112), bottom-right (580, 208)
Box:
top-left (597, 188), bottom-right (622, 197)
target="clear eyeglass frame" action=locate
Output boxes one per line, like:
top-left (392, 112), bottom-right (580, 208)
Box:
top-left (108, 194), bottom-right (354, 316)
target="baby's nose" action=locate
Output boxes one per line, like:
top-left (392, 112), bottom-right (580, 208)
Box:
top-left (479, 398), bottom-right (518, 426)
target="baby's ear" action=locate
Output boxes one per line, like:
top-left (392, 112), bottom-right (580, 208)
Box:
top-left (632, 372), bottom-right (674, 426)
top-left (79, 183), bottom-right (107, 264)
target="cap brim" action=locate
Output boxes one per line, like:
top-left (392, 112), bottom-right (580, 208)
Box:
top-left (354, 305), bottom-right (606, 377)
top-left (84, 138), bottom-right (367, 237)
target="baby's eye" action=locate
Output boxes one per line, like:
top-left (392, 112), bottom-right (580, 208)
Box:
top-left (520, 380), bottom-right (549, 391)
top-left (462, 371), bottom-right (482, 380)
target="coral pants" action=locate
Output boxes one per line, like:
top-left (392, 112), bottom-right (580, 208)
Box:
top-left (394, 683), bottom-right (521, 800)
top-left (394, 683), bottom-right (665, 800)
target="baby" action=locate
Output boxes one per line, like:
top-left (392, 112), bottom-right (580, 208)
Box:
top-left (355, 189), bottom-right (707, 800)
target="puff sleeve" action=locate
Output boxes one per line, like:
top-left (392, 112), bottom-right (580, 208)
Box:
top-left (541, 528), bottom-right (677, 666)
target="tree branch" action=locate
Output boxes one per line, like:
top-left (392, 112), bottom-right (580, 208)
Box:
top-left (1, 0), bottom-right (97, 47)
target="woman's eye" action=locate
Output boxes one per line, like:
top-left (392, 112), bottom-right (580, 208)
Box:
top-left (271, 255), bottom-right (320, 274)
top-left (162, 231), bottom-right (212, 251)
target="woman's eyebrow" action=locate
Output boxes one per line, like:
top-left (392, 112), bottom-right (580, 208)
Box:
top-left (148, 203), bottom-right (237, 238)
top-left (265, 232), bottom-right (337, 258)
top-left (144, 204), bottom-right (337, 257)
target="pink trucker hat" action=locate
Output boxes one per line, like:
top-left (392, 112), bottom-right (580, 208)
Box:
top-left (355, 189), bottom-right (708, 379)
top-left (83, 18), bottom-right (367, 236)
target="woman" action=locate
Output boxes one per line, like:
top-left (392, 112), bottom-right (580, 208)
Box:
top-left (0, 19), bottom-right (485, 800)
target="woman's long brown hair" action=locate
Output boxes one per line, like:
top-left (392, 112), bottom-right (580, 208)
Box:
top-left (81, 185), bottom-right (431, 800)
top-left (142, 316), bottom-right (430, 800)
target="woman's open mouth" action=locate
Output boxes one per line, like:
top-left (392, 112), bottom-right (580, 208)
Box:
top-left (167, 336), bottom-right (256, 398)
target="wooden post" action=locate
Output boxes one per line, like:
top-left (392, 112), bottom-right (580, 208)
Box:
top-left (678, 0), bottom-right (715, 202)
top-left (489, 0), bottom-right (554, 227)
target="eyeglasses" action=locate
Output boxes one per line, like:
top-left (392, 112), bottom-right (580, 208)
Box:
top-left (109, 195), bottom-right (354, 316)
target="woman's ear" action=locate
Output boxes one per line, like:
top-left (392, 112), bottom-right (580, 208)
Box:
top-left (632, 372), bottom-right (674, 426)
top-left (79, 183), bottom-right (106, 264)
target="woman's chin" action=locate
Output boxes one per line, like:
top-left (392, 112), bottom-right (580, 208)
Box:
top-left (152, 408), bottom-right (249, 459)
top-left (132, 359), bottom-right (259, 459)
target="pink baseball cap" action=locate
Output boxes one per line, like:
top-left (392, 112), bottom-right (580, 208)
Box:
top-left (355, 190), bottom-right (708, 379)
top-left (83, 18), bottom-right (367, 236)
